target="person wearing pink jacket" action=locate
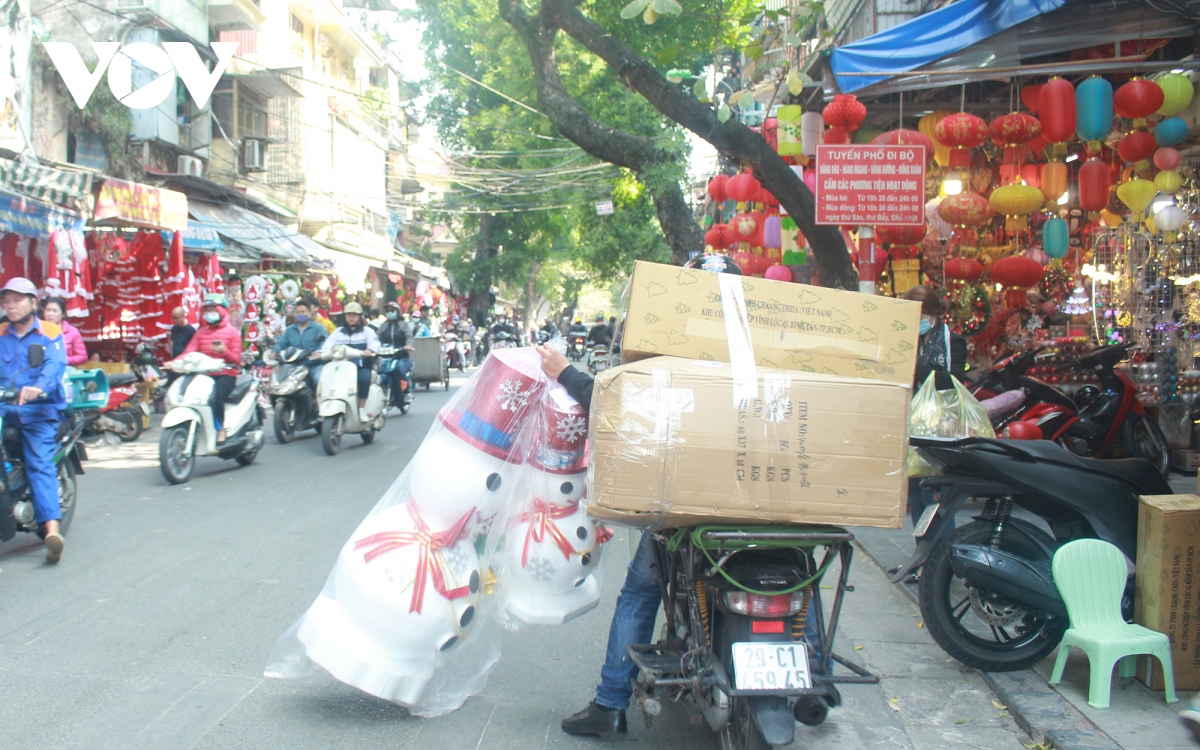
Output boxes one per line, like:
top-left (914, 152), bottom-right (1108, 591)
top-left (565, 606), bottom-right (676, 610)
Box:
top-left (174, 293), bottom-right (243, 443)
top-left (40, 297), bottom-right (88, 366)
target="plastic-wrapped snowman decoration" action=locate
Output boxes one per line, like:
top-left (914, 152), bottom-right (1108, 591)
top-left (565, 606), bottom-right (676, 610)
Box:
top-left (502, 388), bottom-right (608, 625)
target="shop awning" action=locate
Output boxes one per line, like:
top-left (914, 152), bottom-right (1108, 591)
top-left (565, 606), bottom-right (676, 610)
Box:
top-left (159, 220), bottom-right (224, 252)
top-left (0, 160), bottom-right (93, 207)
top-left (187, 200), bottom-right (326, 262)
top-left (0, 187), bottom-right (85, 240)
top-left (306, 243), bottom-right (376, 292)
top-left (831, 0), bottom-right (1198, 96)
top-left (93, 178), bottom-right (189, 231)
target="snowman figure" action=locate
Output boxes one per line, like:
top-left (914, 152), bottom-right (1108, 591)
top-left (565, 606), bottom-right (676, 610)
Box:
top-left (299, 500), bottom-right (483, 707)
top-left (502, 389), bottom-right (607, 625)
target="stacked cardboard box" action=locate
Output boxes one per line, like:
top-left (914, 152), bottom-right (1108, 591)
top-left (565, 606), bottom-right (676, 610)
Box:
top-left (1136, 494), bottom-right (1200, 691)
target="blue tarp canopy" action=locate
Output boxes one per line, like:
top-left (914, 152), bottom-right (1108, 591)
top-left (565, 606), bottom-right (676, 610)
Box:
top-left (831, 0), bottom-right (1066, 94)
top-left (187, 200), bottom-right (325, 262)
top-left (161, 221), bottom-right (224, 252)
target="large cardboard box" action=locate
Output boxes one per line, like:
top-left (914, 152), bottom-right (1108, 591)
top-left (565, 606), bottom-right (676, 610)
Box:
top-left (587, 357), bottom-right (909, 529)
top-left (1135, 494), bottom-right (1200, 690)
top-left (620, 261), bottom-right (922, 386)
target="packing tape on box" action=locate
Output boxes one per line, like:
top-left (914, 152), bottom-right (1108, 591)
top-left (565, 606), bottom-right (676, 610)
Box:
top-left (718, 273), bottom-right (759, 407)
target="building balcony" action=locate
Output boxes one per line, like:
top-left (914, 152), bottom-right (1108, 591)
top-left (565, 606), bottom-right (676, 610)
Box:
top-left (116, 0), bottom-right (207, 45)
top-left (209, 0), bottom-right (266, 32)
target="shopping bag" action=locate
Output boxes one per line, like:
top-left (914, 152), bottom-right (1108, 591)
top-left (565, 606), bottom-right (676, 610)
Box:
top-left (907, 372), bottom-right (995, 477)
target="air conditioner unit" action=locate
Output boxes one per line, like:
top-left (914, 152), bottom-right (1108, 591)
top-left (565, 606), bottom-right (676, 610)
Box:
top-left (243, 139), bottom-right (266, 172)
top-left (177, 155), bottom-right (203, 177)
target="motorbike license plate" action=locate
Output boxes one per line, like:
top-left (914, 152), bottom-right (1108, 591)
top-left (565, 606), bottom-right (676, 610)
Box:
top-left (731, 642), bottom-right (810, 691)
top-left (913, 504), bottom-right (939, 537)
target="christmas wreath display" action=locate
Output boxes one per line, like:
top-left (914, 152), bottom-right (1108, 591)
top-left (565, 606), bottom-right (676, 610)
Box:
top-left (942, 282), bottom-right (991, 337)
top-left (1038, 266), bottom-right (1072, 307)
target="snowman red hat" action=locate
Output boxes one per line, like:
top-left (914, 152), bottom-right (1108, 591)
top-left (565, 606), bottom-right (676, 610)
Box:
top-left (527, 391), bottom-right (588, 474)
top-left (438, 349), bottom-right (545, 462)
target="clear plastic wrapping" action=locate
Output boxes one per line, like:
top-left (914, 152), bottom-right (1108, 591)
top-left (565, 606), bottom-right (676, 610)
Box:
top-left (265, 348), bottom-right (609, 716)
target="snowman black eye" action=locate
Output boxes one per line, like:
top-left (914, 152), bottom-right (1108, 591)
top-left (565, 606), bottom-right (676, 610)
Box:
top-left (459, 605), bottom-right (475, 628)
top-left (581, 553), bottom-right (592, 567)
top-left (486, 473), bottom-right (501, 491)
top-left (469, 570), bottom-right (480, 594)
top-left (576, 526), bottom-right (588, 540)
top-left (439, 635), bottom-right (458, 651)
top-left (560, 481), bottom-right (574, 495)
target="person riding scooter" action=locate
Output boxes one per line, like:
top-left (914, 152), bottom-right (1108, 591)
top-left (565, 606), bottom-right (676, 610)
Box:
top-left (274, 296), bottom-right (327, 388)
top-left (0, 277), bottom-right (67, 563)
top-left (316, 302), bottom-right (380, 423)
top-left (176, 293), bottom-right (242, 445)
top-left (587, 314), bottom-right (611, 348)
top-left (376, 301), bottom-right (414, 410)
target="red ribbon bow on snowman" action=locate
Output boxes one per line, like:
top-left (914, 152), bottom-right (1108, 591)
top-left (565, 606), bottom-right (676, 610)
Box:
top-left (354, 503), bottom-right (475, 614)
top-left (518, 498), bottom-right (578, 567)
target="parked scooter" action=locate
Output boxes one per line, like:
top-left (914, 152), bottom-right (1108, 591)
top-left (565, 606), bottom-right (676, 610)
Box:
top-left (0, 345), bottom-right (89, 544)
top-left (315, 344), bottom-right (386, 456)
top-left (87, 371), bottom-right (146, 443)
top-left (159, 353), bottom-right (265, 484)
top-left (904, 436), bottom-right (1170, 671)
top-left (268, 347), bottom-right (321, 443)
top-left (376, 345), bottom-right (412, 415)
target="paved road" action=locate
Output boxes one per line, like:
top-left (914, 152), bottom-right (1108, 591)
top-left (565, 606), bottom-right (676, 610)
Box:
top-left (0, 371), bottom-right (1032, 749)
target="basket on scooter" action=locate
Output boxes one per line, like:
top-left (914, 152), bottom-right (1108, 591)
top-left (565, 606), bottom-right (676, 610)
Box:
top-left (64, 367), bottom-right (109, 411)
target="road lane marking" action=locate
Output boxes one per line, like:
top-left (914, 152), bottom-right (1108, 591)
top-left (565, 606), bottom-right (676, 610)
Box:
top-left (0, 550), bottom-right (196, 646)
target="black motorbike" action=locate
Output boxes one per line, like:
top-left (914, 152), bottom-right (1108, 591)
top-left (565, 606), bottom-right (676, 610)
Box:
top-left (568, 333), bottom-right (587, 361)
top-left (269, 347), bottom-right (321, 443)
top-left (906, 436), bottom-right (1170, 672)
top-left (0, 345), bottom-right (89, 545)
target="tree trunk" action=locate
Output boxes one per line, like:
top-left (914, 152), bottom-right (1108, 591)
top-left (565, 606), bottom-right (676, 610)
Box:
top-left (499, 0), bottom-right (701, 266)
top-left (540, 0), bottom-right (858, 291)
top-left (467, 213), bottom-right (496, 326)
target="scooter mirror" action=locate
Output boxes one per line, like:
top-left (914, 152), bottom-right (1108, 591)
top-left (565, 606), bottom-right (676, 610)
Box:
top-left (27, 345), bottom-right (44, 368)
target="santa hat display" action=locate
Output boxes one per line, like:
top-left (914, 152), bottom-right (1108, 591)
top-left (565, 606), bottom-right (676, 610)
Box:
top-left (438, 349), bottom-right (545, 462)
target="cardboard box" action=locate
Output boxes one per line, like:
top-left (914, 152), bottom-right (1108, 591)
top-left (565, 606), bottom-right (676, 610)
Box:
top-left (620, 261), bottom-right (922, 386)
top-left (586, 357), bottom-right (909, 529)
top-left (1135, 494), bottom-right (1200, 690)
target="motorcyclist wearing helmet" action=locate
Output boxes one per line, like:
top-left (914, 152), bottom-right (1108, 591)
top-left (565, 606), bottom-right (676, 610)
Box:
top-left (0, 277), bottom-right (68, 563)
top-left (549, 252), bottom-right (741, 737)
top-left (274, 296), bottom-right (327, 388)
top-left (587, 314), bottom-right (611, 347)
top-left (317, 301), bottom-right (381, 419)
top-left (175, 293), bottom-right (243, 444)
top-left (567, 317), bottom-right (589, 340)
top-left (377, 301), bottom-right (414, 405)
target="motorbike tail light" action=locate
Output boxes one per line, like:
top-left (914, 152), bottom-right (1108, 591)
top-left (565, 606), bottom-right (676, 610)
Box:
top-left (722, 590), bottom-right (806, 617)
top-left (751, 620), bottom-right (786, 634)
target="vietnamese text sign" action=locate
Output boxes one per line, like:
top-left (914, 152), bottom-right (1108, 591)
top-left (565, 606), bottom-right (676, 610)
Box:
top-left (815, 145), bottom-right (926, 226)
top-left (94, 178), bottom-right (188, 231)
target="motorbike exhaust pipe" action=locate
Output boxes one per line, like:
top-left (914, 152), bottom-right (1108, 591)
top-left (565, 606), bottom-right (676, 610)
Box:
top-left (948, 544), bottom-right (1068, 618)
top-left (793, 696), bottom-right (828, 726)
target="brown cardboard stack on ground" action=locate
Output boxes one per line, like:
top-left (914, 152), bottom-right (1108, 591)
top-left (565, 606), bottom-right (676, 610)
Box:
top-left (587, 357), bottom-right (909, 530)
top-left (1135, 494), bottom-right (1200, 690)
top-left (620, 261), bottom-right (922, 386)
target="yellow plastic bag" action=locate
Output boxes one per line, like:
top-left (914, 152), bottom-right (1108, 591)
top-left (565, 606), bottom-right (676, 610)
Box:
top-left (907, 373), bottom-right (995, 477)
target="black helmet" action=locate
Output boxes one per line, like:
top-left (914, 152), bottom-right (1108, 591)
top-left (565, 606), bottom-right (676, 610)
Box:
top-left (684, 252), bottom-right (743, 275)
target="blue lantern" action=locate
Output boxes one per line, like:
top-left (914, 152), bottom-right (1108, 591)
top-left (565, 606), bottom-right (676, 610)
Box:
top-left (1155, 116), bottom-right (1188, 147)
top-left (1075, 77), bottom-right (1113, 143)
top-left (1043, 217), bottom-right (1069, 259)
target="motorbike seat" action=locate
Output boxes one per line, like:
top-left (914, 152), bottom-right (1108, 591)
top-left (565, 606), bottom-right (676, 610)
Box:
top-left (107, 373), bottom-right (137, 387)
top-left (1009, 440), bottom-right (1171, 495)
top-left (226, 374), bottom-right (253, 403)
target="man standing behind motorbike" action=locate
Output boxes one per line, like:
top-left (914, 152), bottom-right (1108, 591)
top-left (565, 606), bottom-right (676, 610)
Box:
top-left (274, 297), bottom-right (327, 388)
top-left (176, 294), bottom-right (243, 445)
top-left (317, 302), bottom-right (380, 422)
top-left (0, 278), bottom-right (68, 563)
top-left (376, 301), bottom-right (413, 406)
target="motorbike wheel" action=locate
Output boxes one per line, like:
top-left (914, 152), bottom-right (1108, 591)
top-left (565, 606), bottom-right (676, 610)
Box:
top-left (360, 429), bottom-right (375, 444)
top-left (718, 697), bottom-right (771, 750)
top-left (274, 401), bottom-right (297, 444)
top-left (321, 415), bottom-right (343, 456)
top-left (919, 521), bottom-right (1066, 672)
top-left (443, 362), bottom-right (451, 391)
top-left (57, 461), bottom-right (77, 536)
top-left (235, 449), bottom-right (258, 466)
top-left (159, 425), bottom-right (195, 484)
top-left (1120, 412), bottom-right (1172, 476)
top-left (115, 406), bottom-right (144, 443)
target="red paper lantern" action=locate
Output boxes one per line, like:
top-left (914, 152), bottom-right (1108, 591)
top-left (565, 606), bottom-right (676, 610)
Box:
top-left (1038, 78), bottom-right (1076, 143)
top-left (823, 94), bottom-right (867, 137)
top-left (757, 187), bottom-right (779, 208)
top-left (876, 225), bottom-right (927, 245)
top-left (935, 113), bottom-right (989, 148)
top-left (1117, 131), bottom-right (1156, 163)
top-left (707, 174), bottom-right (729, 203)
top-left (726, 172), bottom-right (761, 204)
top-left (732, 251), bottom-right (757, 275)
top-left (989, 113), bottom-right (1042, 146)
top-left (1078, 159), bottom-right (1110, 212)
top-left (754, 252), bottom-right (773, 275)
top-left (992, 255), bottom-right (1046, 288)
top-left (1114, 78), bottom-right (1165, 120)
top-left (871, 129), bottom-right (935, 161)
top-left (823, 129), bottom-right (851, 145)
top-left (944, 257), bottom-right (984, 281)
top-left (938, 192), bottom-right (993, 226)
top-left (704, 223), bottom-right (730, 249)
top-left (730, 212), bottom-right (759, 243)
top-left (1155, 147), bottom-right (1181, 171)
top-left (1020, 84), bottom-right (1044, 114)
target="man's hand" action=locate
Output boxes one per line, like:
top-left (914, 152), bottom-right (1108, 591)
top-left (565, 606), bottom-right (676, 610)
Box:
top-left (536, 344), bottom-right (569, 381)
top-left (309, 351), bottom-right (321, 360)
top-left (210, 340), bottom-right (225, 354)
top-left (361, 350), bottom-right (375, 358)
top-left (18, 385), bottom-right (43, 405)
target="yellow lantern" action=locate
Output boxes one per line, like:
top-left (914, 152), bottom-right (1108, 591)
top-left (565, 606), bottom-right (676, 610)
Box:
top-left (1156, 73), bottom-right (1195, 117)
top-left (1040, 162), bottom-right (1068, 204)
top-left (918, 109), bottom-right (955, 167)
top-left (1155, 169), bottom-right (1183, 194)
top-left (1100, 208), bottom-right (1124, 228)
top-left (776, 105), bottom-right (803, 156)
top-left (1116, 178), bottom-right (1157, 215)
top-left (989, 184), bottom-right (1044, 231)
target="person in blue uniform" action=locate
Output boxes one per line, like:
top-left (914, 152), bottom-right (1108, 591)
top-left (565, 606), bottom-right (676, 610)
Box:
top-left (0, 278), bottom-right (68, 563)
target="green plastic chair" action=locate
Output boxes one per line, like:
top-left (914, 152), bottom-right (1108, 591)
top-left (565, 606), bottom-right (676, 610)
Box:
top-left (1048, 538), bottom-right (1177, 709)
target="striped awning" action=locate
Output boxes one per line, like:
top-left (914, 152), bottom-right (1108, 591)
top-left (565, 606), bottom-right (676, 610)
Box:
top-left (0, 159), bottom-right (93, 207)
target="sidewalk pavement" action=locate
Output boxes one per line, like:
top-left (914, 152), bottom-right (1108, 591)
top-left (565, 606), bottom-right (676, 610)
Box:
top-left (852, 475), bottom-right (1199, 750)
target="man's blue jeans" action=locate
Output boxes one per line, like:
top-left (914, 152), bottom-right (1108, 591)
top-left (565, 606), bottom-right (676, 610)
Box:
top-left (0, 414), bottom-right (61, 523)
top-left (595, 532), bottom-right (661, 710)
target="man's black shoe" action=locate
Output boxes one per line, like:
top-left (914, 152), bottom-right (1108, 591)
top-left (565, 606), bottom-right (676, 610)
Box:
top-left (561, 701), bottom-right (627, 737)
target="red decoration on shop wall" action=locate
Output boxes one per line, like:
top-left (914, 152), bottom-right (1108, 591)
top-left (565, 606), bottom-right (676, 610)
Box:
top-left (1113, 78), bottom-right (1164, 119)
top-left (944, 257), bottom-right (984, 281)
top-left (708, 174), bottom-right (729, 203)
top-left (1078, 159), bottom-right (1111, 212)
top-left (876, 225), bottom-right (927, 245)
top-left (1020, 83), bottom-right (1044, 114)
top-left (1038, 78), bottom-right (1077, 143)
top-left (989, 113), bottom-right (1042, 147)
top-left (704, 223), bottom-right (730, 249)
top-left (725, 173), bottom-right (761, 203)
top-left (1117, 131), bottom-right (1156, 163)
top-left (992, 255), bottom-right (1045, 288)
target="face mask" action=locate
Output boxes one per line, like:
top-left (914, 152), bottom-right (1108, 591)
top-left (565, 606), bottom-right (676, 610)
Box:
top-left (386, 311), bottom-right (398, 320)
top-left (919, 318), bottom-right (934, 335)
top-left (203, 312), bottom-right (221, 325)
top-left (294, 314), bottom-right (310, 325)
